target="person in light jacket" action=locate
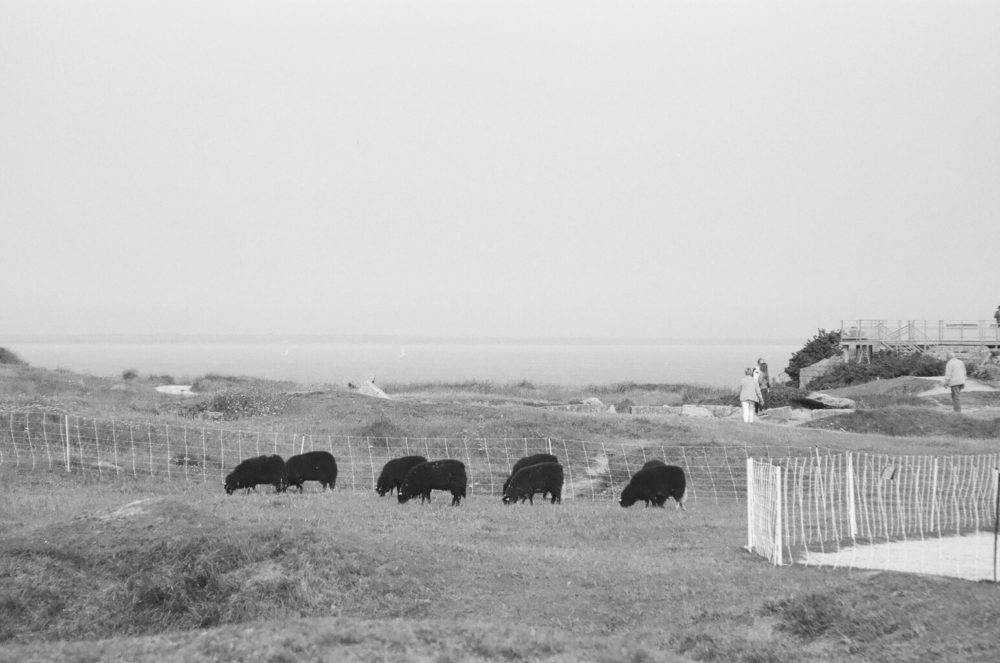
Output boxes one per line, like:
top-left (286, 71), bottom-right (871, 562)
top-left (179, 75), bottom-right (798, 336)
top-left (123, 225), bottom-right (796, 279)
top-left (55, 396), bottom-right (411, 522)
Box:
top-left (739, 367), bottom-right (763, 423)
top-left (943, 351), bottom-right (967, 413)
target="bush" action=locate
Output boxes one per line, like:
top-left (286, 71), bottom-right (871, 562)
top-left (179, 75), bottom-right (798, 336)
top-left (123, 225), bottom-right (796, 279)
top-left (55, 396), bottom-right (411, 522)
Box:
top-left (188, 387), bottom-right (290, 420)
top-left (808, 351), bottom-right (945, 390)
top-left (357, 419), bottom-right (411, 448)
top-left (762, 384), bottom-right (810, 409)
top-left (784, 329), bottom-right (842, 387)
top-left (614, 398), bottom-right (635, 414)
top-left (0, 347), bottom-right (26, 365)
top-left (121, 368), bottom-right (139, 380)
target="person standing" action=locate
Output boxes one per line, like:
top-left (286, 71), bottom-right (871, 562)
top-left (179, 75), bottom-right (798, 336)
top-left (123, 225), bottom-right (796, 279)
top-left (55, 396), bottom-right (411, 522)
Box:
top-left (740, 367), bottom-right (763, 423)
top-left (943, 351), bottom-right (967, 413)
top-left (756, 357), bottom-right (770, 411)
top-left (993, 305), bottom-right (1000, 339)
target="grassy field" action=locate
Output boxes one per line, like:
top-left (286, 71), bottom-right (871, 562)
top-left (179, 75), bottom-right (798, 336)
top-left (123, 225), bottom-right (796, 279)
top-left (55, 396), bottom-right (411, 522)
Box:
top-left (2, 364), bottom-right (1000, 661)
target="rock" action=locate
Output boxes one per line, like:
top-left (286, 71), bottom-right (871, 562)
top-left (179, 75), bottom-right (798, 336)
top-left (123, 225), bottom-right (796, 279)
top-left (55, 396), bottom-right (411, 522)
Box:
top-left (806, 392), bottom-right (856, 409)
top-left (585, 453), bottom-right (610, 478)
top-left (809, 408), bottom-right (854, 420)
top-left (681, 404), bottom-right (713, 418)
top-left (703, 405), bottom-right (739, 418)
top-left (799, 356), bottom-right (844, 390)
top-left (354, 379), bottom-right (391, 400)
top-left (629, 405), bottom-right (685, 416)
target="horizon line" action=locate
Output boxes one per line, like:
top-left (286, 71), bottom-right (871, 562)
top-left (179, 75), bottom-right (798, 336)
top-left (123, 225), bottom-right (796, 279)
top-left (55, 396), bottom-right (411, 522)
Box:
top-left (1, 332), bottom-right (804, 346)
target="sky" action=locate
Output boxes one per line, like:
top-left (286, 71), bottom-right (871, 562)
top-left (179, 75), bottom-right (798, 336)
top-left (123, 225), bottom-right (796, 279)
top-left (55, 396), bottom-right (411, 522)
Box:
top-left (2, 0), bottom-right (998, 343)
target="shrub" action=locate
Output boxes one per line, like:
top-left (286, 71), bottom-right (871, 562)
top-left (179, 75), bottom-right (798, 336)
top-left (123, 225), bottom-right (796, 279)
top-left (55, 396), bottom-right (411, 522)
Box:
top-left (784, 329), bottom-right (842, 387)
top-left (122, 368), bottom-right (139, 380)
top-left (357, 418), bottom-right (411, 448)
top-left (762, 384), bottom-right (810, 409)
top-left (188, 387), bottom-right (290, 420)
top-left (614, 398), bottom-right (635, 414)
top-left (0, 347), bottom-right (26, 365)
top-left (808, 351), bottom-right (945, 390)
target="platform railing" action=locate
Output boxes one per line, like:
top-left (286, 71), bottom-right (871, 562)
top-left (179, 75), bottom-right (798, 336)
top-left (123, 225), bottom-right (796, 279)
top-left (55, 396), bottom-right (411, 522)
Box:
top-left (841, 320), bottom-right (1000, 345)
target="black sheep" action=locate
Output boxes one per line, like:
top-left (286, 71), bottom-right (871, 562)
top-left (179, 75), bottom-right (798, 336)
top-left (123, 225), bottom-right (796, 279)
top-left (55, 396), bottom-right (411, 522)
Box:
top-left (376, 455), bottom-right (428, 496)
top-left (285, 451), bottom-right (338, 492)
top-left (641, 459), bottom-right (667, 470)
top-left (224, 454), bottom-right (286, 495)
top-left (502, 453), bottom-right (558, 497)
top-left (502, 462), bottom-right (563, 505)
top-left (619, 464), bottom-right (686, 509)
top-left (397, 459), bottom-right (467, 506)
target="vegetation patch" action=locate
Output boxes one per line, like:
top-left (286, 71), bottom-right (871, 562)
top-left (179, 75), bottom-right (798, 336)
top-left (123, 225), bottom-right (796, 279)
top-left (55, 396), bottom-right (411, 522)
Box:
top-left (808, 351), bottom-right (945, 391)
top-left (784, 329), bottom-right (842, 387)
top-left (0, 498), bottom-right (376, 643)
top-left (356, 417), bottom-right (411, 442)
top-left (186, 387), bottom-right (290, 420)
top-left (0, 348), bottom-right (27, 365)
top-left (803, 408), bottom-right (1000, 437)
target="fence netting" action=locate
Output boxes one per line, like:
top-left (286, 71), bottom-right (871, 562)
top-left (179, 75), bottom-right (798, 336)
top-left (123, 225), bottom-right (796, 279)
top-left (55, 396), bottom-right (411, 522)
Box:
top-left (0, 410), bottom-right (821, 503)
top-left (747, 450), bottom-right (1000, 582)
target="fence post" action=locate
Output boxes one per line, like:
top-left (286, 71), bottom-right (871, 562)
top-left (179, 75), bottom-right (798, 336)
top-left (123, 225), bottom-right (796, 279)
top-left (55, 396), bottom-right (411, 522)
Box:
top-left (64, 415), bottom-right (71, 472)
top-left (774, 464), bottom-right (784, 566)
top-left (847, 452), bottom-right (857, 540)
top-left (993, 469), bottom-right (999, 583)
top-left (746, 458), bottom-right (755, 551)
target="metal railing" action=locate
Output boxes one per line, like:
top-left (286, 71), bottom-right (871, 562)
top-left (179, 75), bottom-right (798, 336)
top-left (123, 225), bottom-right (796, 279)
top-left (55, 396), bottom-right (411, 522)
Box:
top-left (841, 320), bottom-right (1000, 345)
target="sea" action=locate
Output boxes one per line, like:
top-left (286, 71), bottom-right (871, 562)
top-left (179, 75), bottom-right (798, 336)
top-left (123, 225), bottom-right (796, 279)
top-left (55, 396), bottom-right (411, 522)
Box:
top-left (3, 340), bottom-right (800, 389)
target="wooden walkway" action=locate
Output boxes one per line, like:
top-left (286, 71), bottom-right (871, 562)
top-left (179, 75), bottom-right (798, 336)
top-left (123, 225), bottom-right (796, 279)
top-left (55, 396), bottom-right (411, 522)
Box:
top-left (840, 320), bottom-right (1000, 360)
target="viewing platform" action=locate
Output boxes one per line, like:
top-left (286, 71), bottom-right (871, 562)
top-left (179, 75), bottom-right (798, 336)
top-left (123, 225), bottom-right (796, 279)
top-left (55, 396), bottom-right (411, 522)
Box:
top-left (840, 320), bottom-right (1000, 361)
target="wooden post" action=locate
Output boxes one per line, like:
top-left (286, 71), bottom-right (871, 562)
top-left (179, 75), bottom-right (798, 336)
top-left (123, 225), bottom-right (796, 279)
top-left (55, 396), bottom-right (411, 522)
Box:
top-left (993, 469), bottom-right (999, 583)
top-left (746, 458), bottom-right (755, 552)
top-left (64, 415), bottom-right (71, 472)
top-left (847, 452), bottom-right (857, 541)
top-left (774, 464), bottom-right (784, 566)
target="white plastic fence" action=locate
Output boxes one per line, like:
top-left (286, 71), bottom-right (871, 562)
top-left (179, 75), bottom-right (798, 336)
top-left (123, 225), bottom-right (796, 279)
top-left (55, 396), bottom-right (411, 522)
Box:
top-left (746, 459), bottom-right (783, 565)
top-left (747, 451), bottom-right (1000, 582)
top-left (0, 410), bottom-right (821, 502)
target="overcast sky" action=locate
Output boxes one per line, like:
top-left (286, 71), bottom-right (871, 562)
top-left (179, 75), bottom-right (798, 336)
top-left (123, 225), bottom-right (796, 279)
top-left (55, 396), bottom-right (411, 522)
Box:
top-left (2, 0), bottom-right (998, 342)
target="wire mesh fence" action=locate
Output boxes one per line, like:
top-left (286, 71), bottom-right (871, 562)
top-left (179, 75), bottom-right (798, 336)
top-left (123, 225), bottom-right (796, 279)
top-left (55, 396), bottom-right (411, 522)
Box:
top-left (747, 450), bottom-right (1000, 581)
top-left (0, 410), bottom-right (821, 502)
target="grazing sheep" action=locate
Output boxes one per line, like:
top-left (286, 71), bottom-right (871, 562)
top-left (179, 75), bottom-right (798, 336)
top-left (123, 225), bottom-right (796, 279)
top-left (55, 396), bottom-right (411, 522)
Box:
top-left (641, 459), bottom-right (666, 470)
top-left (397, 459), bottom-right (467, 506)
top-left (224, 455), bottom-right (286, 495)
top-left (285, 451), bottom-right (338, 492)
top-left (502, 462), bottom-right (563, 505)
top-left (619, 464), bottom-right (686, 509)
top-left (376, 455), bottom-right (428, 496)
top-left (502, 453), bottom-right (558, 496)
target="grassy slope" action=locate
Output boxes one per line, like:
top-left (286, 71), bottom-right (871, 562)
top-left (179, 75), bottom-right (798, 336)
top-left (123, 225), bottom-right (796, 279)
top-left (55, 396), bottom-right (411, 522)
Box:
top-left (3, 365), bottom-right (1000, 662)
top-left (4, 474), bottom-right (1000, 663)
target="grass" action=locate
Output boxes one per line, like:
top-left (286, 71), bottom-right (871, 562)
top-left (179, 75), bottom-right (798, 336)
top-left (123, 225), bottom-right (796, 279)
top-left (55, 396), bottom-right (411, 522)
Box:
top-left (3, 363), bottom-right (1000, 661)
top-left (4, 471), bottom-right (1000, 662)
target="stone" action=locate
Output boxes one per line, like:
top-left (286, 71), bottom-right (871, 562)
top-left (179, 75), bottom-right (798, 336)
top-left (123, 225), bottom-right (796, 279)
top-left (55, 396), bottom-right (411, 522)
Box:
top-left (805, 392), bottom-right (856, 409)
top-left (799, 356), bottom-right (844, 390)
top-left (630, 405), bottom-right (682, 416)
top-left (809, 408), bottom-right (854, 420)
top-left (355, 379), bottom-right (391, 399)
top-left (681, 404), bottom-right (713, 418)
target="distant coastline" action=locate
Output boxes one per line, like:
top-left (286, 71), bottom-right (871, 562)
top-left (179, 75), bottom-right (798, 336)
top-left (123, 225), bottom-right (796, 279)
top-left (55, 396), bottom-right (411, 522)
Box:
top-left (2, 340), bottom-right (802, 388)
top-left (1, 332), bottom-right (803, 347)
